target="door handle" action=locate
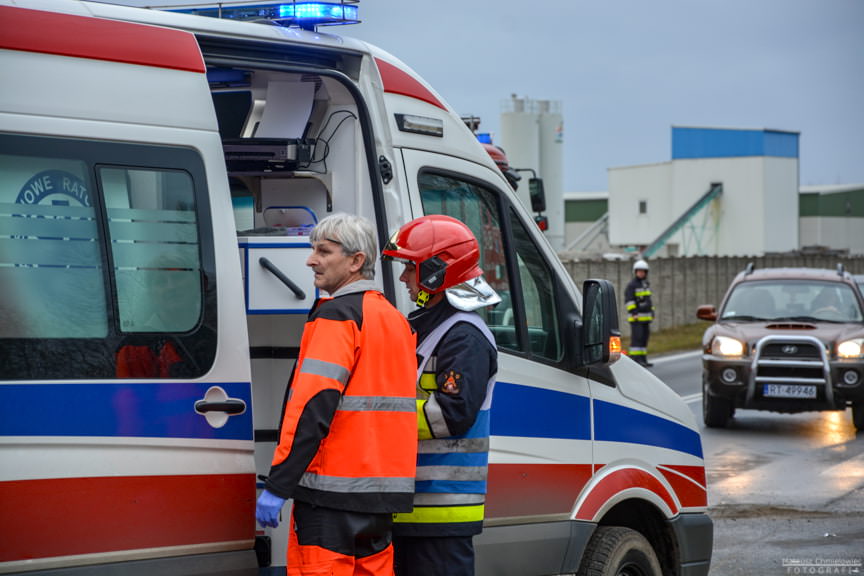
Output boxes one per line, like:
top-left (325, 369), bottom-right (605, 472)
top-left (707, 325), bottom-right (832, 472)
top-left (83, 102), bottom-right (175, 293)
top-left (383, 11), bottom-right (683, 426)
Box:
top-left (195, 386), bottom-right (247, 428)
top-left (259, 256), bottom-right (306, 300)
top-left (194, 398), bottom-right (246, 414)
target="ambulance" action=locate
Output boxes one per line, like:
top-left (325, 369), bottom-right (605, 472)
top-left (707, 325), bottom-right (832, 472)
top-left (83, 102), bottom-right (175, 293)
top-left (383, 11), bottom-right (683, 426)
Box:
top-left (0, 1), bottom-right (712, 574)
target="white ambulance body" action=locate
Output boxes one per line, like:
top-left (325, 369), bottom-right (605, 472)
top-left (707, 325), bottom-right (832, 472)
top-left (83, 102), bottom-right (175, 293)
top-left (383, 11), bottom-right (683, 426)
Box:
top-left (0, 2), bottom-right (712, 575)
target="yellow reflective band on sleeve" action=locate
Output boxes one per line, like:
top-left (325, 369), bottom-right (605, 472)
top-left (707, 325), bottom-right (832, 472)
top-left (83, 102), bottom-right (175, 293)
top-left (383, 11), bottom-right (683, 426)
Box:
top-left (417, 399), bottom-right (433, 440)
top-left (393, 504), bottom-right (485, 524)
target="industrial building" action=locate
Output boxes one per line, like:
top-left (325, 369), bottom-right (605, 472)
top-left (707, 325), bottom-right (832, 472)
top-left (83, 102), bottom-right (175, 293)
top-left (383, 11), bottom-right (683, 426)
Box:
top-left (556, 126), bottom-right (864, 258)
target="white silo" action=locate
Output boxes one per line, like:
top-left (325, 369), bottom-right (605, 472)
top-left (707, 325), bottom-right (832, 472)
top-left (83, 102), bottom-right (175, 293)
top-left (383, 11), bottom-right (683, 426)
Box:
top-left (500, 95), bottom-right (564, 251)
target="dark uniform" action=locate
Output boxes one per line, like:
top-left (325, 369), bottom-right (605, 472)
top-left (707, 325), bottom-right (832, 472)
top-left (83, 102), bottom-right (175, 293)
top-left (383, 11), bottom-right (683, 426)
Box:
top-left (625, 273), bottom-right (654, 366)
top-left (392, 299), bottom-right (498, 576)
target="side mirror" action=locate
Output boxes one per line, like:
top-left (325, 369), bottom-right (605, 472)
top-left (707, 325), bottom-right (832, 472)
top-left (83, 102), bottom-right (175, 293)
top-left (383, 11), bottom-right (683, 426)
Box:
top-left (581, 279), bottom-right (621, 366)
top-left (696, 305), bottom-right (717, 321)
top-left (529, 178), bottom-right (546, 213)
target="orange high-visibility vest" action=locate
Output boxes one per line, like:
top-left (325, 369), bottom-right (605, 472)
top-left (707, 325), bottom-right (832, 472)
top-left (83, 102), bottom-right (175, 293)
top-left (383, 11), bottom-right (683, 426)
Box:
top-left (267, 289), bottom-right (418, 513)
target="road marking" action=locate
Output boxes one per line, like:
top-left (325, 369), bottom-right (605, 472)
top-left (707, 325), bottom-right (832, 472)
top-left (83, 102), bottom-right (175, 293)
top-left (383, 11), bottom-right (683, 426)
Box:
top-left (652, 349), bottom-right (702, 363)
top-left (681, 393), bottom-right (702, 405)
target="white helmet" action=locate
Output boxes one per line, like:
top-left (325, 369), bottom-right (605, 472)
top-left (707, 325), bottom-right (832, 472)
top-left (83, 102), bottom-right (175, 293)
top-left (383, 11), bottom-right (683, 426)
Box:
top-left (633, 259), bottom-right (650, 272)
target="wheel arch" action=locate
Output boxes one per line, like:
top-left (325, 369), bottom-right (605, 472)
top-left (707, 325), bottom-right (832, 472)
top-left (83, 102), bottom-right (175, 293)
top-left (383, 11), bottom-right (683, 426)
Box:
top-left (572, 466), bottom-right (684, 576)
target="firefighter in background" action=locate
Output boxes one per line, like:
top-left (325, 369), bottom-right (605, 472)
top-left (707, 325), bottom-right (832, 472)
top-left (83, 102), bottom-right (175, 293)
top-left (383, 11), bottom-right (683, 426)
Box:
top-left (383, 215), bottom-right (500, 576)
top-left (625, 259), bottom-right (655, 367)
top-left (482, 143), bottom-right (521, 190)
top-left (255, 213), bottom-right (417, 576)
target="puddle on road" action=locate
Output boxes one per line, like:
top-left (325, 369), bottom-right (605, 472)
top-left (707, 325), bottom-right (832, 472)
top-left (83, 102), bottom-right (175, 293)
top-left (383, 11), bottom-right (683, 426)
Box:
top-left (706, 448), bottom-right (773, 484)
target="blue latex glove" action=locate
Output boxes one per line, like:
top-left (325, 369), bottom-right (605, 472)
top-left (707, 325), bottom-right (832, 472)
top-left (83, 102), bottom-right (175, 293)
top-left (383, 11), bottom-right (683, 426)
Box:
top-left (256, 489), bottom-right (287, 528)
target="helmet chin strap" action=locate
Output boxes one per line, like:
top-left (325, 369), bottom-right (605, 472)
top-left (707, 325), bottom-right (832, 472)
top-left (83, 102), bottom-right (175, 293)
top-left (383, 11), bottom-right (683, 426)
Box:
top-left (415, 289), bottom-right (431, 308)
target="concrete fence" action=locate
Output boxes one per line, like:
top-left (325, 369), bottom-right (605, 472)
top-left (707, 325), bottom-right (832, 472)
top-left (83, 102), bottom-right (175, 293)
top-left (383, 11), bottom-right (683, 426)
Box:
top-left (560, 254), bottom-right (864, 336)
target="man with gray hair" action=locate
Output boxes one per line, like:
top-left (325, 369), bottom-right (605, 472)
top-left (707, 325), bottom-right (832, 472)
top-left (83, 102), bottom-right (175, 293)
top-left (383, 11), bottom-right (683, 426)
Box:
top-left (256, 213), bottom-right (418, 575)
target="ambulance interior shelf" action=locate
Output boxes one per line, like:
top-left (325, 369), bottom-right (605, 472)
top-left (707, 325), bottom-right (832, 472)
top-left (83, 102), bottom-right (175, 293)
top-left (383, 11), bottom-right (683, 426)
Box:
top-left (235, 204), bottom-right (318, 314)
top-left (230, 174), bottom-right (329, 236)
top-left (232, 174), bottom-right (322, 313)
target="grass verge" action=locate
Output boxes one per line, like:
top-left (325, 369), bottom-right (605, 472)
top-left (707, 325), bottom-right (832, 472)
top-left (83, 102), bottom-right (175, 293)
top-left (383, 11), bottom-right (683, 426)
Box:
top-left (622, 322), bottom-right (707, 357)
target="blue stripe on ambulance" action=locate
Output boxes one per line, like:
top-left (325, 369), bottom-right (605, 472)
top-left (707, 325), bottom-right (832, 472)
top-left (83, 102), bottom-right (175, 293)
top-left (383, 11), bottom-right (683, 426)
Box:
top-left (0, 382), bottom-right (252, 440)
top-left (593, 399), bottom-right (703, 459)
top-left (490, 382), bottom-right (591, 440)
top-left (489, 382), bottom-right (702, 459)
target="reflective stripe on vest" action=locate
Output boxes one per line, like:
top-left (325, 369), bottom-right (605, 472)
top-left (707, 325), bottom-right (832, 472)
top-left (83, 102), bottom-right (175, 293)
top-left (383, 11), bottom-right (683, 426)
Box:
top-left (300, 357), bottom-right (351, 385)
top-left (338, 395), bottom-right (416, 412)
top-left (394, 311), bottom-right (496, 527)
top-left (298, 472), bottom-right (415, 493)
top-left (392, 503), bottom-right (485, 524)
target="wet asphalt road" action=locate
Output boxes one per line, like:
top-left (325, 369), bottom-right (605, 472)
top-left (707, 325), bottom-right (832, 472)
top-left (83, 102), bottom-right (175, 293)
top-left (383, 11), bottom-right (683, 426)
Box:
top-left (650, 352), bottom-right (864, 576)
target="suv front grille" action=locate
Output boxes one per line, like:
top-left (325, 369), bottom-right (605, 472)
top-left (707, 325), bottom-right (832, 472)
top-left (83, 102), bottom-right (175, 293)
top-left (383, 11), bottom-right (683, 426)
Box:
top-left (760, 342), bottom-right (822, 359)
top-left (748, 334), bottom-right (833, 404)
top-left (756, 364), bottom-right (824, 380)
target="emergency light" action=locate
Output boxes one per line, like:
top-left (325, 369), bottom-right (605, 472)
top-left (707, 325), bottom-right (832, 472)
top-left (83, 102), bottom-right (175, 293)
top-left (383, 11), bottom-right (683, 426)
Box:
top-left (171, 1), bottom-right (359, 30)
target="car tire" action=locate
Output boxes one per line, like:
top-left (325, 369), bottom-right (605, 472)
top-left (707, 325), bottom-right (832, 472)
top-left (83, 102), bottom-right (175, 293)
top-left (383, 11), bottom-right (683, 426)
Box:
top-left (576, 526), bottom-right (662, 576)
top-left (703, 377), bottom-right (731, 428)
top-left (852, 403), bottom-right (864, 432)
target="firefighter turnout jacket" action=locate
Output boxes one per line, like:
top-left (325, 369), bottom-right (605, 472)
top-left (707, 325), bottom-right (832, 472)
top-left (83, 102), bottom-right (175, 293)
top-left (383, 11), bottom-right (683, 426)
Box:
top-left (393, 301), bottom-right (498, 537)
top-left (265, 280), bottom-right (418, 513)
top-left (625, 276), bottom-right (654, 323)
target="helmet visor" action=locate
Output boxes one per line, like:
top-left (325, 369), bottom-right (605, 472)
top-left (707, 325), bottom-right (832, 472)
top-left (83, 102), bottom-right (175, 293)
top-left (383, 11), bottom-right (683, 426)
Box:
top-left (382, 231), bottom-right (411, 263)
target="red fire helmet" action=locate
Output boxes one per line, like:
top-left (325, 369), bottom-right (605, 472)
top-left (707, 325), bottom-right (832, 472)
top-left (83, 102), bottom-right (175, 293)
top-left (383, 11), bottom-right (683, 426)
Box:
top-left (383, 214), bottom-right (482, 294)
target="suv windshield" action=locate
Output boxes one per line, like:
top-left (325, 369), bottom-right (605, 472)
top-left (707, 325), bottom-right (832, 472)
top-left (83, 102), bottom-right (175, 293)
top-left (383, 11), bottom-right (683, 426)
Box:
top-left (720, 280), bottom-right (864, 323)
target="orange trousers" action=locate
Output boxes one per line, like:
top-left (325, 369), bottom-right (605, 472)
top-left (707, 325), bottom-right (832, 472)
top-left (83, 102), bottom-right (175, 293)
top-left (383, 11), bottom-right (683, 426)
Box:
top-left (287, 501), bottom-right (395, 576)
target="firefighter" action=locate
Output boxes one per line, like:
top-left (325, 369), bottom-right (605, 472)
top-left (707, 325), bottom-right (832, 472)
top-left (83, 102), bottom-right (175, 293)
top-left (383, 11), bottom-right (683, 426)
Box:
top-left (625, 259), bottom-right (655, 367)
top-left (383, 214), bottom-right (500, 576)
top-left (255, 213), bottom-right (418, 576)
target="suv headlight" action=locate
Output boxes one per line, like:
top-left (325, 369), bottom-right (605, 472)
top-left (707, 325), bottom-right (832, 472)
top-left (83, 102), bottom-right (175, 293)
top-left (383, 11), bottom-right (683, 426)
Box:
top-left (712, 335), bottom-right (746, 357)
top-left (837, 338), bottom-right (864, 359)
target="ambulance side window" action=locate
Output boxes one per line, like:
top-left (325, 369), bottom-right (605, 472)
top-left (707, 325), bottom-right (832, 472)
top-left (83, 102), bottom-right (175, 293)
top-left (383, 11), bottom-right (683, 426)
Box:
top-left (0, 154), bottom-right (107, 340)
top-left (101, 167), bottom-right (202, 333)
top-left (418, 171), bottom-right (561, 361)
top-left (0, 134), bottom-right (216, 380)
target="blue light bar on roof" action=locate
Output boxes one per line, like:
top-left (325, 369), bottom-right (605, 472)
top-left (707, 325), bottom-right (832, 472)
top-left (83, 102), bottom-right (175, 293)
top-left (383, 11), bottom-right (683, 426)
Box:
top-left (171, 1), bottom-right (359, 29)
top-left (279, 2), bottom-right (357, 21)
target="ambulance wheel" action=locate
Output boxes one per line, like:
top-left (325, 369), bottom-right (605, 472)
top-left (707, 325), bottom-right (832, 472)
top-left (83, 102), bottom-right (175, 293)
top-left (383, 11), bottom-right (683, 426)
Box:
top-left (702, 377), bottom-right (732, 428)
top-left (576, 526), bottom-right (662, 576)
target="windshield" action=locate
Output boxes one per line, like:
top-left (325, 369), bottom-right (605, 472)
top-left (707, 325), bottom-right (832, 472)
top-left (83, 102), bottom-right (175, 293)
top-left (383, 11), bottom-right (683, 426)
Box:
top-left (721, 280), bottom-right (864, 323)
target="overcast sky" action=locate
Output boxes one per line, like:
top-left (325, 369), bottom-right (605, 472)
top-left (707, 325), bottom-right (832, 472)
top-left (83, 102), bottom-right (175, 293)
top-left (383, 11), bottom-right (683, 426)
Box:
top-left (347, 1), bottom-right (864, 192)
top-left (118, 0), bottom-right (864, 192)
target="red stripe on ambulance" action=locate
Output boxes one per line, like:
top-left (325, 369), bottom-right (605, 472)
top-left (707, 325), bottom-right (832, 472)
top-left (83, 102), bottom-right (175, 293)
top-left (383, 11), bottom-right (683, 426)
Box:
top-left (375, 57), bottom-right (446, 110)
top-left (0, 6), bottom-right (206, 73)
top-left (657, 465), bottom-right (708, 508)
top-left (574, 468), bottom-right (679, 521)
top-left (486, 463), bottom-right (593, 518)
top-left (0, 474), bottom-right (254, 562)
